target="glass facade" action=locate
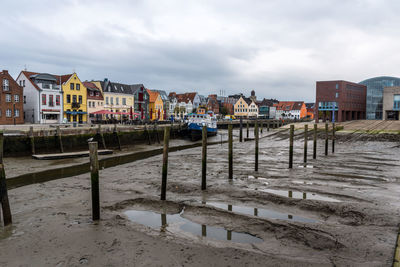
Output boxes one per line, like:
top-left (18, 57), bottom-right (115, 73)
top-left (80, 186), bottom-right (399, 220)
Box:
top-left (359, 77), bottom-right (400, 120)
top-left (318, 101), bottom-right (338, 110)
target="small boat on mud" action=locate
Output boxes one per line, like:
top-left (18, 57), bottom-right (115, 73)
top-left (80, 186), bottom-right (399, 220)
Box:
top-left (186, 112), bottom-right (218, 140)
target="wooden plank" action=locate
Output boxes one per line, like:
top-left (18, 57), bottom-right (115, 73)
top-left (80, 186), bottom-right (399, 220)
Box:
top-left (32, 150), bottom-right (113, 160)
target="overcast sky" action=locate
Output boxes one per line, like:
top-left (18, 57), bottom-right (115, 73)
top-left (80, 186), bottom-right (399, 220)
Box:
top-left (1, 0), bottom-right (400, 102)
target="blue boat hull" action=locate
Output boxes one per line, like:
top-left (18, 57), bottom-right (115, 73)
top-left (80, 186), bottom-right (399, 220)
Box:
top-left (188, 123), bottom-right (217, 139)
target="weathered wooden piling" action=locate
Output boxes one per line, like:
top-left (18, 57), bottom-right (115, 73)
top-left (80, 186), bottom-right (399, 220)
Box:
top-left (303, 192), bottom-right (306, 199)
top-left (56, 126), bottom-right (64, 153)
top-left (246, 121), bottom-right (249, 138)
top-left (267, 121), bottom-right (270, 132)
top-left (303, 124), bottom-right (308, 164)
top-left (145, 124), bottom-right (152, 145)
top-left (325, 123), bottom-right (328, 156)
top-left (29, 126), bottom-right (35, 155)
top-left (288, 190), bottom-right (293, 198)
top-left (227, 230), bottom-right (232, 240)
top-left (89, 141), bottom-right (100, 221)
top-left (313, 123), bottom-right (317, 159)
top-left (260, 122), bottom-right (263, 134)
top-left (97, 125), bottom-right (106, 149)
top-left (255, 121), bottom-right (259, 172)
top-left (161, 126), bottom-right (170, 200)
top-left (332, 122), bottom-right (335, 153)
top-left (0, 132), bottom-right (12, 226)
top-left (289, 125), bottom-right (294, 169)
top-left (239, 117), bottom-right (243, 142)
top-left (202, 225), bottom-right (207, 236)
top-left (201, 125), bottom-right (207, 190)
top-left (254, 208), bottom-right (258, 216)
top-left (114, 124), bottom-right (122, 150)
top-left (154, 123), bottom-right (160, 144)
top-left (228, 123), bottom-right (233, 179)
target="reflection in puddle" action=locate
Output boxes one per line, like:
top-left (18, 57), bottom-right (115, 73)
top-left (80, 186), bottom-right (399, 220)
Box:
top-left (206, 202), bottom-right (316, 223)
top-left (261, 189), bottom-right (341, 202)
top-left (124, 210), bottom-right (262, 244)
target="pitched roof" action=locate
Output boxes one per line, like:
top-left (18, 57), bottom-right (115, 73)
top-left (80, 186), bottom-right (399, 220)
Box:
top-left (146, 89), bottom-right (160, 103)
top-left (21, 71), bottom-right (72, 90)
top-left (83, 81), bottom-right (101, 92)
top-left (130, 84), bottom-right (145, 94)
top-left (56, 74), bottom-right (73, 85)
top-left (21, 71), bottom-right (40, 91)
top-left (274, 101), bottom-right (305, 111)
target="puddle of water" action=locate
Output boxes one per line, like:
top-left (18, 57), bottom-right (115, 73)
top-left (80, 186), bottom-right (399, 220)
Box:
top-left (206, 202), bottom-right (316, 223)
top-left (124, 210), bottom-right (262, 244)
top-left (260, 189), bottom-right (341, 202)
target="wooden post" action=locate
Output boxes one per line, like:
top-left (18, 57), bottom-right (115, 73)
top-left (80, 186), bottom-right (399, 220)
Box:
top-left (260, 121), bottom-right (263, 134)
top-left (201, 125), bottom-right (207, 190)
top-left (332, 122), bottom-right (335, 153)
top-left (161, 126), bottom-right (170, 200)
top-left (254, 208), bottom-right (258, 216)
top-left (303, 124), bottom-right (308, 164)
top-left (267, 121), bottom-right (270, 132)
top-left (313, 123), bottom-right (317, 159)
top-left (228, 123), bottom-right (233, 179)
top-left (29, 126), bottom-right (35, 155)
top-left (56, 126), bottom-right (64, 153)
top-left (246, 121), bottom-right (249, 138)
top-left (89, 142), bottom-right (100, 221)
top-left (325, 122), bottom-right (328, 156)
top-left (114, 124), bottom-right (121, 150)
top-left (145, 124), bottom-right (152, 145)
top-left (239, 117), bottom-right (243, 142)
top-left (289, 124), bottom-right (294, 169)
top-left (0, 132), bottom-right (12, 226)
top-left (255, 121), bottom-right (259, 172)
top-left (154, 123), bottom-right (160, 144)
top-left (97, 125), bottom-right (106, 149)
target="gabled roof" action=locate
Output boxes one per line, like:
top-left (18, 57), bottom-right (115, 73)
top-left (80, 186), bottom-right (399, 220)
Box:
top-left (55, 74), bottom-right (73, 85)
top-left (130, 84), bottom-right (145, 94)
top-left (274, 101), bottom-right (305, 111)
top-left (20, 71), bottom-right (40, 91)
top-left (170, 92), bottom-right (197, 104)
top-left (305, 103), bottom-right (315, 109)
top-left (146, 89), bottom-right (160, 103)
top-left (20, 71), bottom-right (72, 90)
top-left (83, 81), bottom-right (101, 92)
top-left (152, 89), bottom-right (169, 101)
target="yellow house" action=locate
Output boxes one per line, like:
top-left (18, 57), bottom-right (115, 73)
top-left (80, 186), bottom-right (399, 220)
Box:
top-left (92, 80), bottom-right (134, 120)
top-left (147, 89), bottom-right (164, 120)
top-left (60, 73), bottom-right (88, 123)
top-left (234, 96), bottom-right (250, 118)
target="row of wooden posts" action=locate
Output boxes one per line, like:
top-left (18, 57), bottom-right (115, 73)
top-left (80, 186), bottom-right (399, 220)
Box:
top-left (0, 121), bottom-right (335, 224)
top-left (28, 122), bottom-right (173, 155)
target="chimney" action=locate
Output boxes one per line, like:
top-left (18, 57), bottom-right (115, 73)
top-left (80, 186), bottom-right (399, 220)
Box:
top-left (2, 70), bottom-right (8, 74)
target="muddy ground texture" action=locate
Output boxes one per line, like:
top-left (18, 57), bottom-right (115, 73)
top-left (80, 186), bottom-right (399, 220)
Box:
top-left (1, 127), bottom-right (400, 266)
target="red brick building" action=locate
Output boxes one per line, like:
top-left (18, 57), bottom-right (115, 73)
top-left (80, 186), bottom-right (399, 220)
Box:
top-left (315, 80), bottom-right (366, 123)
top-left (207, 94), bottom-right (219, 114)
top-left (0, 70), bottom-right (24, 124)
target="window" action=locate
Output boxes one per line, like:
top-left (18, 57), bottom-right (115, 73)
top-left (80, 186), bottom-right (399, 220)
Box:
top-left (116, 97), bottom-right (119, 105)
top-left (76, 84), bottom-right (80, 90)
top-left (4, 94), bottom-right (11, 103)
top-left (23, 80), bottom-right (25, 87)
top-left (394, 95), bottom-right (400, 110)
top-left (335, 92), bottom-right (339, 98)
top-left (14, 94), bottom-right (19, 102)
top-left (14, 109), bottom-right (19, 117)
top-left (90, 91), bottom-right (94, 96)
top-left (56, 95), bottom-right (60, 106)
top-left (49, 95), bottom-right (54, 106)
top-left (6, 109), bottom-right (12, 117)
top-left (42, 94), bottom-right (46, 105)
top-left (70, 83), bottom-right (74, 90)
top-left (66, 94), bottom-right (71, 103)
top-left (111, 97), bottom-right (114, 105)
top-left (73, 95), bottom-right (77, 103)
top-left (96, 92), bottom-right (99, 96)
top-left (122, 98), bottom-right (126, 105)
top-left (92, 102), bottom-right (95, 108)
top-left (19, 80), bottom-right (22, 86)
top-left (336, 84), bottom-right (339, 90)
top-left (23, 96), bottom-right (26, 104)
top-left (3, 79), bottom-right (9, 91)
top-left (106, 97), bottom-right (109, 105)
top-left (78, 95), bottom-right (82, 104)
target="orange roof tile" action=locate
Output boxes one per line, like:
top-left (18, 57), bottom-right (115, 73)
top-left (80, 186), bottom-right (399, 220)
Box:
top-left (146, 89), bottom-right (160, 103)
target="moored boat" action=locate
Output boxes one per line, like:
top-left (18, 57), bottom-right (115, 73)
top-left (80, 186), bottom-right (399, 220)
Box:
top-left (186, 112), bottom-right (217, 140)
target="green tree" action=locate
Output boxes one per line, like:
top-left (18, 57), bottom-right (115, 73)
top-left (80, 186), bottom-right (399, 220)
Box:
top-left (220, 106), bottom-right (229, 116)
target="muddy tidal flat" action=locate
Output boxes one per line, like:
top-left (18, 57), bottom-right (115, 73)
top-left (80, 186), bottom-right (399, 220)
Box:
top-left (1, 128), bottom-right (400, 266)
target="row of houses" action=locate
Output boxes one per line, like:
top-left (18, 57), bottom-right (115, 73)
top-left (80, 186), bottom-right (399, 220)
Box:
top-left (0, 69), bottom-right (314, 125)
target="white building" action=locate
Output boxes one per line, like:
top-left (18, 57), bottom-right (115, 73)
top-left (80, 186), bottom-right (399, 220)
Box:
top-left (16, 71), bottom-right (63, 124)
top-left (248, 100), bottom-right (259, 117)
